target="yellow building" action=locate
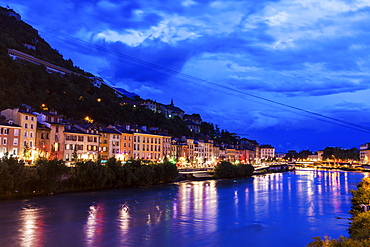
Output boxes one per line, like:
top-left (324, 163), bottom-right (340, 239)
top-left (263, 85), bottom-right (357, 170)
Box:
top-left (133, 130), bottom-right (164, 161)
top-left (1, 107), bottom-right (38, 160)
top-left (111, 125), bottom-right (134, 161)
top-left (64, 124), bottom-right (100, 164)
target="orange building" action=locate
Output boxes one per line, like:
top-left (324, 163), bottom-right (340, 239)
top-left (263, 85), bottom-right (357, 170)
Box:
top-left (0, 119), bottom-right (21, 158)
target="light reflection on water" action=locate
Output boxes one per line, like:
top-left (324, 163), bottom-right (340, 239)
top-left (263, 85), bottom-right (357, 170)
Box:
top-left (0, 170), bottom-right (366, 247)
top-left (20, 205), bottom-right (43, 247)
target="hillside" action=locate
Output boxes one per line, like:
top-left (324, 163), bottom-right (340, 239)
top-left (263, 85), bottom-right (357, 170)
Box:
top-left (0, 7), bottom-right (190, 137)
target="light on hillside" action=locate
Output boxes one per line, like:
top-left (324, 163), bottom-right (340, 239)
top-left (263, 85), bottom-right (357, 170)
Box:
top-left (84, 116), bottom-right (94, 123)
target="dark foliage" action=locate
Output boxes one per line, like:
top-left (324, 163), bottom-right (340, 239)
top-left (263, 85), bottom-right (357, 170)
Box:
top-left (214, 161), bottom-right (254, 179)
top-left (0, 156), bottom-right (179, 198)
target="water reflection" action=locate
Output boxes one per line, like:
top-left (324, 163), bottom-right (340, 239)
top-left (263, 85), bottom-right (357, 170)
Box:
top-left (0, 170), bottom-right (366, 247)
top-left (20, 203), bottom-right (44, 247)
top-left (176, 181), bottom-right (218, 234)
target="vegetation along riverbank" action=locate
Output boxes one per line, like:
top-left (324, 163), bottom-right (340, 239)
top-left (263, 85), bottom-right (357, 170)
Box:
top-left (0, 155), bottom-right (256, 200)
top-left (308, 177), bottom-right (370, 246)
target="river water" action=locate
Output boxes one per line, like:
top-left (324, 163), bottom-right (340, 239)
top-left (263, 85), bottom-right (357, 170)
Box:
top-left (0, 170), bottom-right (366, 247)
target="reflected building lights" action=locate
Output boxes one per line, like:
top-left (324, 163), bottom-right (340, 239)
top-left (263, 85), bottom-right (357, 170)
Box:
top-left (119, 203), bottom-right (130, 239)
top-left (85, 205), bottom-right (99, 246)
top-left (84, 204), bottom-right (105, 246)
top-left (20, 207), bottom-right (43, 247)
top-left (177, 181), bottom-right (218, 234)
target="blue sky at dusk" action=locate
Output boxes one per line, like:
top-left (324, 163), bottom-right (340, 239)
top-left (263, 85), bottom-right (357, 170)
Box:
top-left (3, 0), bottom-right (370, 153)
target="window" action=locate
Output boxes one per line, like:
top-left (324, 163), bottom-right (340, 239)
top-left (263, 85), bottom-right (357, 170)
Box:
top-left (14, 129), bottom-right (19, 136)
top-left (25, 116), bottom-right (28, 120)
top-left (3, 138), bottom-right (7, 145)
top-left (24, 141), bottom-right (27, 147)
top-left (56, 126), bottom-right (59, 133)
top-left (25, 123), bottom-right (28, 128)
top-left (124, 136), bottom-right (126, 140)
top-left (94, 137), bottom-right (97, 142)
top-left (66, 153), bottom-right (69, 161)
top-left (124, 143), bottom-right (126, 147)
top-left (66, 135), bottom-right (70, 140)
top-left (78, 136), bottom-right (83, 141)
top-left (13, 138), bottom-right (18, 146)
top-left (24, 131), bottom-right (27, 137)
top-left (30, 124), bottom-right (34, 129)
top-left (30, 132), bottom-right (34, 138)
top-left (12, 148), bottom-right (17, 155)
top-left (31, 117), bottom-right (34, 121)
top-left (30, 141), bottom-right (33, 147)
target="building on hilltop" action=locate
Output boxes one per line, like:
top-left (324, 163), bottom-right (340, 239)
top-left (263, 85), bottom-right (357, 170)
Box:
top-left (183, 114), bottom-right (202, 133)
top-left (161, 99), bottom-right (184, 119)
top-left (140, 99), bottom-right (162, 113)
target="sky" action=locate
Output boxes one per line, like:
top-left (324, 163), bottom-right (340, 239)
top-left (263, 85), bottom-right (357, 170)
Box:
top-left (3, 0), bottom-right (370, 153)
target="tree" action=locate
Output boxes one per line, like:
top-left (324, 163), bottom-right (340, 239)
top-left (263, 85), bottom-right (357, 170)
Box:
top-left (214, 161), bottom-right (238, 179)
top-left (34, 158), bottom-right (68, 192)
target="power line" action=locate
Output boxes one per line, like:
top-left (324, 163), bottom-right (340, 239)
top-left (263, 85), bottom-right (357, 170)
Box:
top-left (25, 19), bottom-right (370, 134)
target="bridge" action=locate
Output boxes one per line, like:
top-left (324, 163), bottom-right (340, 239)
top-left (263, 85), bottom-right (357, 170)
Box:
top-left (178, 168), bottom-right (214, 178)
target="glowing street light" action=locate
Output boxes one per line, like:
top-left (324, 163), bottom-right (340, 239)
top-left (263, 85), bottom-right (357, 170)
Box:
top-left (84, 116), bottom-right (94, 123)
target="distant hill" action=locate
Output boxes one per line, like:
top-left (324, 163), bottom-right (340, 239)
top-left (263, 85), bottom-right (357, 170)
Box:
top-left (113, 87), bottom-right (139, 99)
top-left (0, 6), bottom-right (190, 137)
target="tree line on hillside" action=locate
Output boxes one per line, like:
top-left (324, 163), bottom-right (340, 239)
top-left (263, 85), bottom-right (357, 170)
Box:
top-left (283, 147), bottom-right (359, 161)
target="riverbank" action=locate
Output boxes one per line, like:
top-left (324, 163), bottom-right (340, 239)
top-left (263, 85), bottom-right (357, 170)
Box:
top-left (308, 176), bottom-right (370, 246)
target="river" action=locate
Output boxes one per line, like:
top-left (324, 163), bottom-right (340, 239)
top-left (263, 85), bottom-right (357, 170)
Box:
top-left (0, 169), bottom-right (366, 247)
